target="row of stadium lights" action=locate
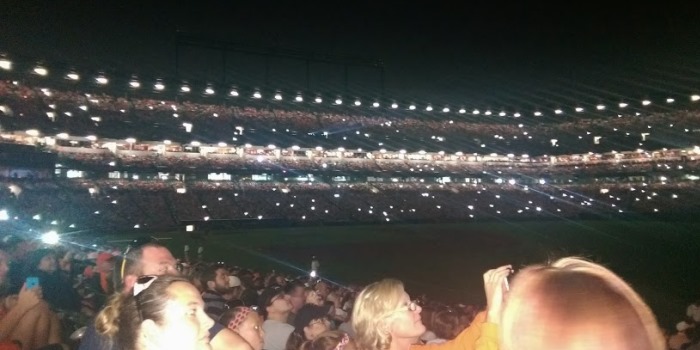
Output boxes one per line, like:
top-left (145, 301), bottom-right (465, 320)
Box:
top-left (2, 58), bottom-right (700, 115)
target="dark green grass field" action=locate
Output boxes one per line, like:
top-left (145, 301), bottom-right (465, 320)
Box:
top-left (98, 220), bottom-right (700, 330)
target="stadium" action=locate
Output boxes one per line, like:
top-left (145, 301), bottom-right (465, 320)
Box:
top-left (0, 2), bottom-right (699, 350)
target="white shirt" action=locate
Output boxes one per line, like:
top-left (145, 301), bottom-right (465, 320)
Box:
top-left (262, 319), bottom-right (294, 350)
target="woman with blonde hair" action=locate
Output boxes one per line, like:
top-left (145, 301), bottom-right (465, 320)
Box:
top-left (352, 266), bottom-right (509, 350)
top-left (498, 257), bottom-right (665, 350)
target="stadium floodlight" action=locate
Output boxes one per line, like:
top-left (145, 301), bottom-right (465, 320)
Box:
top-left (619, 102), bottom-right (628, 108)
top-left (442, 107), bottom-right (450, 113)
top-left (57, 133), bottom-right (69, 139)
top-left (596, 104), bottom-right (605, 110)
top-left (33, 66), bottom-right (48, 76)
top-left (391, 102), bottom-right (398, 109)
top-left (0, 209), bottom-right (8, 221)
top-left (575, 107), bottom-right (584, 112)
top-left (554, 109), bottom-right (563, 114)
top-left (499, 111), bottom-right (506, 117)
top-left (315, 146), bottom-right (323, 151)
top-left (86, 135), bottom-right (97, 141)
top-left (180, 85), bottom-right (190, 93)
top-left (409, 104), bottom-right (416, 110)
top-left (372, 101), bottom-right (380, 108)
top-left (315, 96), bottom-right (323, 103)
top-left (125, 137), bottom-right (136, 144)
top-left (129, 80), bottom-right (141, 88)
top-left (41, 231), bottom-right (59, 245)
top-left (0, 58), bottom-right (11, 70)
top-left (534, 111), bottom-right (542, 116)
top-left (274, 92), bottom-right (282, 100)
top-left (484, 110), bottom-right (492, 116)
top-left (458, 108), bottom-right (466, 114)
top-left (66, 72), bottom-right (80, 81)
top-left (229, 89), bottom-right (239, 97)
top-left (666, 98), bottom-right (675, 103)
top-left (335, 98), bottom-right (342, 105)
top-left (642, 99), bottom-right (651, 106)
top-left (426, 105), bottom-right (433, 112)
top-left (268, 144), bottom-right (276, 149)
top-left (513, 113), bottom-right (521, 118)
top-left (354, 100), bottom-right (361, 106)
top-left (295, 95), bottom-right (303, 102)
top-left (691, 94), bottom-right (700, 102)
top-left (154, 82), bottom-right (165, 91)
top-left (473, 109), bottom-right (480, 115)
top-left (205, 87), bottom-right (215, 95)
top-left (95, 75), bottom-right (108, 85)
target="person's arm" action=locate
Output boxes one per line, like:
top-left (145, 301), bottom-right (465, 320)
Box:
top-left (0, 285), bottom-right (41, 341)
top-left (411, 311), bottom-right (486, 350)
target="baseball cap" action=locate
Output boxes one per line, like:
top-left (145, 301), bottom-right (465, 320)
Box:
top-left (229, 275), bottom-right (242, 288)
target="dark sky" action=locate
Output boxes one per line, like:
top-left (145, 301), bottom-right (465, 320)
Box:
top-left (2, 1), bottom-right (699, 107)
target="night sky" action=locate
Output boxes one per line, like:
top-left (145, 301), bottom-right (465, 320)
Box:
top-left (1, 1), bottom-right (699, 108)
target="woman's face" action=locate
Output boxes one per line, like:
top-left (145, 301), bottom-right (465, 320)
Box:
top-left (149, 282), bottom-right (215, 350)
top-left (38, 254), bottom-right (57, 273)
top-left (234, 312), bottom-right (265, 350)
top-left (387, 291), bottom-right (426, 342)
top-left (303, 318), bottom-right (330, 340)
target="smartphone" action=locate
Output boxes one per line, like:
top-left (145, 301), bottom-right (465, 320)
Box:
top-left (25, 276), bottom-right (39, 289)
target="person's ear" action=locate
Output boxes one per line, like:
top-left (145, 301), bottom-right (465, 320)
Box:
top-left (140, 319), bottom-right (161, 346)
top-left (123, 274), bottom-right (137, 293)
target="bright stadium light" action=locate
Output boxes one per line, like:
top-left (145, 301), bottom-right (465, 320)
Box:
top-left (596, 104), bottom-right (605, 110)
top-left (354, 100), bottom-right (361, 106)
top-left (575, 107), bottom-right (584, 112)
top-left (180, 85), bottom-right (191, 93)
top-left (95, 75), bottom-right (108, 85)
top-left (372, 101), bottom-right (380, 108)
top-left (154, 82), bottom-right (165, 91)
top-left (86, 135), bottom-right (97, 141)
top-left (691, 94), bottom-right (700, 102)
top-left (513, 112), bottom-right (521, 118)
top-left (391, 102), bottom-right (398, 109)
top-left (0, 58), bottom-right (12, 70)
top-left (473, 109), bottom-right (480, 115)
top-left (458, 108), bottom-right (466, 114)
top-left (230, 89), bottom-right (239, 97)
top-left (534, 111), bottom-right (542, 116)
top-left (409, 104), bottom-right (416, 110)
top-left (619, 102), bottom-right (628, 108)
top-left (315, 96), bottom-right (323, 103)
top-left (274, 92), bottom-right (282, 100)
top-left (66, 72), bottom-right (80, 81)
top-left (484, 110), bottom-right (492, 116)
top-left (499, 111), bottom-right (506, 117)
top-left (205, 87), bottom-right (215, 95)
top-left (0, 209), bottom-right (8, 221)
top-left (426, 105), bottom-right (433, 112)
top-left (57, 133), bottom-right (69, 139)
top-left (666, 98), bottom-right (675, 103)
top-left (554, 109), bottom-right (563, 114)
top-left (33, 66), bottom-right (48, 76)
top-left (191, 141), bottom-right (201, 147)
top-left (129, 79), bottom-right (141, 88)
top-left (335, 98), bottom-right (342, 105)
top-left (442, 107), bottom-right (450, 113)
top-left (295, 95), bottom-right (303, 102)
top-left (642, 99), bottom-right (651, 106)
top-left (41, 231), bottom-right (59, 245)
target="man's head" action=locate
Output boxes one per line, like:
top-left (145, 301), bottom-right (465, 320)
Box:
top-left (285, 280), bottom-right (307, 313)
top-left (315, 280), bottom-right (330, 299)
top-left (121, 243), bottom-right (178, 293)
top-left (259, 286), bottom-right (292, 319)
top-left (202, 266), bottom-right (231, 294)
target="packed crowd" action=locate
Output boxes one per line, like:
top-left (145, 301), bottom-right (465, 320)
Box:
top-left (1, 80), bottom-right (700, 156)
top-left (0, 232), bottom-right (680, 350)
top-left (0, 179), bottom-right (695, 233)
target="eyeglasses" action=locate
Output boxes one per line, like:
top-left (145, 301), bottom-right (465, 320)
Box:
top-left (395, 300), bottom-right (420, 313)
top-left (134, 275), bottom-right (158, 321)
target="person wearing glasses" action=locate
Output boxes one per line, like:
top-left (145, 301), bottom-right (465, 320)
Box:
top-left (220, 307), bottom-right (265, 350)
top-left (352, 266), bottom-right (511, 350)
top-left (285, 304), bottom-right (332, 350)
top-left (80, 242), bottom-right (252, 350)
top-left (95, 275), bottom-right (214, 350)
